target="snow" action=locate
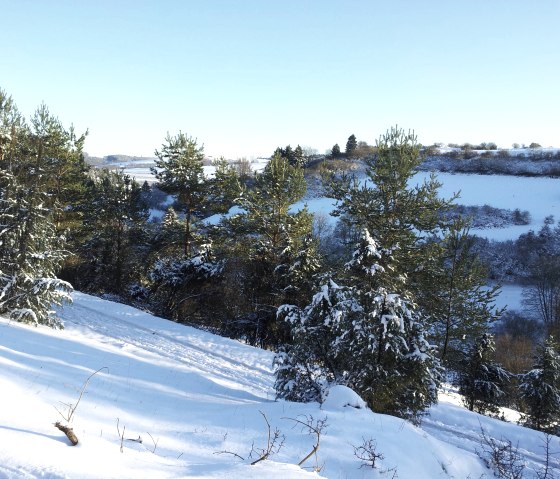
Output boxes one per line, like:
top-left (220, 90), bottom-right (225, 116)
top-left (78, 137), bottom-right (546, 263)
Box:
top-left (120, 158), bottom-right (270, 185)
top-left (1, 292), bottom-right (557, 478)
top-left (412, 172), bottom-right (560, 241)
top-left (321, 385), bottom-right (367, 410)
top-left (492, 283), bottom-right (524, 312)
top-left (288, 171), bottom-right (560, 242)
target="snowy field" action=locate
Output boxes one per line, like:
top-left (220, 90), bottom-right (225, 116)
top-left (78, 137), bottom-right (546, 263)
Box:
top-left (289, 171), bottom-right (560, 243)
top-left (120, 158), bottom-right (270, 185)
top-left (298, 172), bottom-right (560, 242)
top-left (413, 172), bottom-right (560, 241)
top-left (0, 292), bottom-right (557, 478)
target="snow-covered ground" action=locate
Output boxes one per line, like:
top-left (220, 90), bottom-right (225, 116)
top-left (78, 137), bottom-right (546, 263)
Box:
top-left (493, 283), bottom-right (524, 311)
top-left (289, 170), bottom-right (560, 243)
top-left (119, 158), bottom-right (270, 185)
top-left (412, 172), bottom-right (560, 241)
top-left (0, 293), bottom-right (557, 478)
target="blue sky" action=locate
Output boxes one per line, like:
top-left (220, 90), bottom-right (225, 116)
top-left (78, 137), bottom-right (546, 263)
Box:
top-left (1, 0), bottom-right (558, 159)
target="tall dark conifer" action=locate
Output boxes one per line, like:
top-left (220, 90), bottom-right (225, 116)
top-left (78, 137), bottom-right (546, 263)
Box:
top-left (152, 132), bottom-right (206, 257)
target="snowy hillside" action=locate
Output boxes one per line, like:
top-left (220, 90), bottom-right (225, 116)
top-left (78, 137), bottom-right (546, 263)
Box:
top-left (0, 293), bottom-right (557, 478)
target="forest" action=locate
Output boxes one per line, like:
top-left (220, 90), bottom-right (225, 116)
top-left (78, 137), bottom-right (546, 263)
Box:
top-left (1, 88), bottom-right (559, 434)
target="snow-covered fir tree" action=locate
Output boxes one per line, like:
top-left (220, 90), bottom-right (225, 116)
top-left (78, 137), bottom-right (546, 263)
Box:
top-left (163, 206), bottom-right (179, 228)
top-left (149, 242), bottom-right (224, 323)
top-left (457, 333), bottom-right (510, 415)
top-left (520, 335), bottom-right (560, 433)
top-left (275, 229), bottom-right (441, 420)
top-left (274, 277), bottom-right (355, 403)
top-left (0, 171), bottom-right (72, 328)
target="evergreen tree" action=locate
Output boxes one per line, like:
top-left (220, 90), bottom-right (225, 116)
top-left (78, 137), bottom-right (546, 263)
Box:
top-left (276, 230), bottom-right (441, 420)
top-left (429, 220), bottom-right (504, 364)
top-left (78, 170), bottom-right (149, 294)
top-left (0, 91), bottom-right (81, 328)
top-left (0, 171), bottom-right (72, 327)
top-left (206, 157), bottom-right (240, 215)
top-left (163, 206), bottom-right (179, 228)
top-left (273, 144), bottom-right (305, 168)
top-left (520, 336), bottom-right (560, 433)
top-left (324, 126), bottom-right (455, 319)
top-left (152, 132), bottom-right (207, 257)
top-left (148, 242), bottom-right (224, 323)
top-left (284, 145), bottom-right (295, 164)
top-left (0, 89), bottom-right (25, 170)
top-left (221, 154), bottom-right (317, 346)
top-left (345, 134), bottom-right (357, 157)
top-left (274, 277), bottom-right (353, 403)
top-left (293, 145), bottom-right (306, 168)
top-left (27, 104), bottom-right (89, 210)
top-left (0, 94), bottom-right (89, 234)
top-left (331, 143), bottom-right (341, 158)
top-left (457, 333), bottom-right (510, 415)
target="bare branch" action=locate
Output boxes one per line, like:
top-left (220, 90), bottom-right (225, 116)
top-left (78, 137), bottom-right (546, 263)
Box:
top-left (250, 411), bottom-right (285, 466)
top-left (353, 437), bottom-right (384, 469)
top-left (116, 418), bottom-right (126, 453)
top-left (145, 431), bottom-right (158, 453)
top-left (55, 366), bottom-right (108, 423)
top-left (282, 415), bottom-right (327, 469)
top-left (213, 450), bottom-right (245, 461)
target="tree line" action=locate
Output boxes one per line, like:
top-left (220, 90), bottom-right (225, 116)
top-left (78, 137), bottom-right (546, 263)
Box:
top-left (1, 89), bottom-right (558, 431)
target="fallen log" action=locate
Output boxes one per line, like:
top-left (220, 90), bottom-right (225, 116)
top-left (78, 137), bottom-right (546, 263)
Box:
top-left (55, 421), bottom-right (79, 446)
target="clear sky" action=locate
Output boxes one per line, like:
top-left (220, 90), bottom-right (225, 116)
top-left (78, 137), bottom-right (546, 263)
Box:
top-left (1, 0), bottom-right (558, 159)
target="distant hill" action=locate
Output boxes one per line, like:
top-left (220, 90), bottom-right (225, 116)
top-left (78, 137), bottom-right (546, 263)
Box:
top-left (83, 153), bottom-right (157, 167)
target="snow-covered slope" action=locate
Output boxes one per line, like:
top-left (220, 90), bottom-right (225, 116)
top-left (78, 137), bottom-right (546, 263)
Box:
top-left (0, 293), bottom-right (556, 478)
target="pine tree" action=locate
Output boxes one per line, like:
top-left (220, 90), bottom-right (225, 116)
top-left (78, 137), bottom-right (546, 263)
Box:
top-left (276, 230), bottom-right (441, 420)
top-left (163, 206), bottom-right (179, 228)
top-left (79, 170), bottom-right (149, 294)
top-left (274, 277), bottom-right (353, 403)
top-left (331, 143), bottom-right (341, 158)
top-left (0, 89), bottom-right (25, 170)
top-left (149, 241), bottom-right (224, 323)
top-left (520, 336), bottom-right (560, 433)
top-left (0, 94), bottom-right (89, 234)
top-left (429, 220), bottom-right (504, 365)
top-left (284, 145), bottom-right (295, 164)
top-left (0, 171), bottom-right (72, 327)
top-left (151, 132), bottom-right (207, 257)
top-left (457, 333), bottom-right (510, 415)
top-left (0, 91), bottom-right (79, 328)
top-left (324, 126), bottom-right (455, 322)
top-left (206, 157), bottom-right (240, 215)
top-left (293, 145), bottom-right (305, 168)
top-left (345, 134), bottom-right (357, 157)
top-left (221, 154), bottom-right (316, 346)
